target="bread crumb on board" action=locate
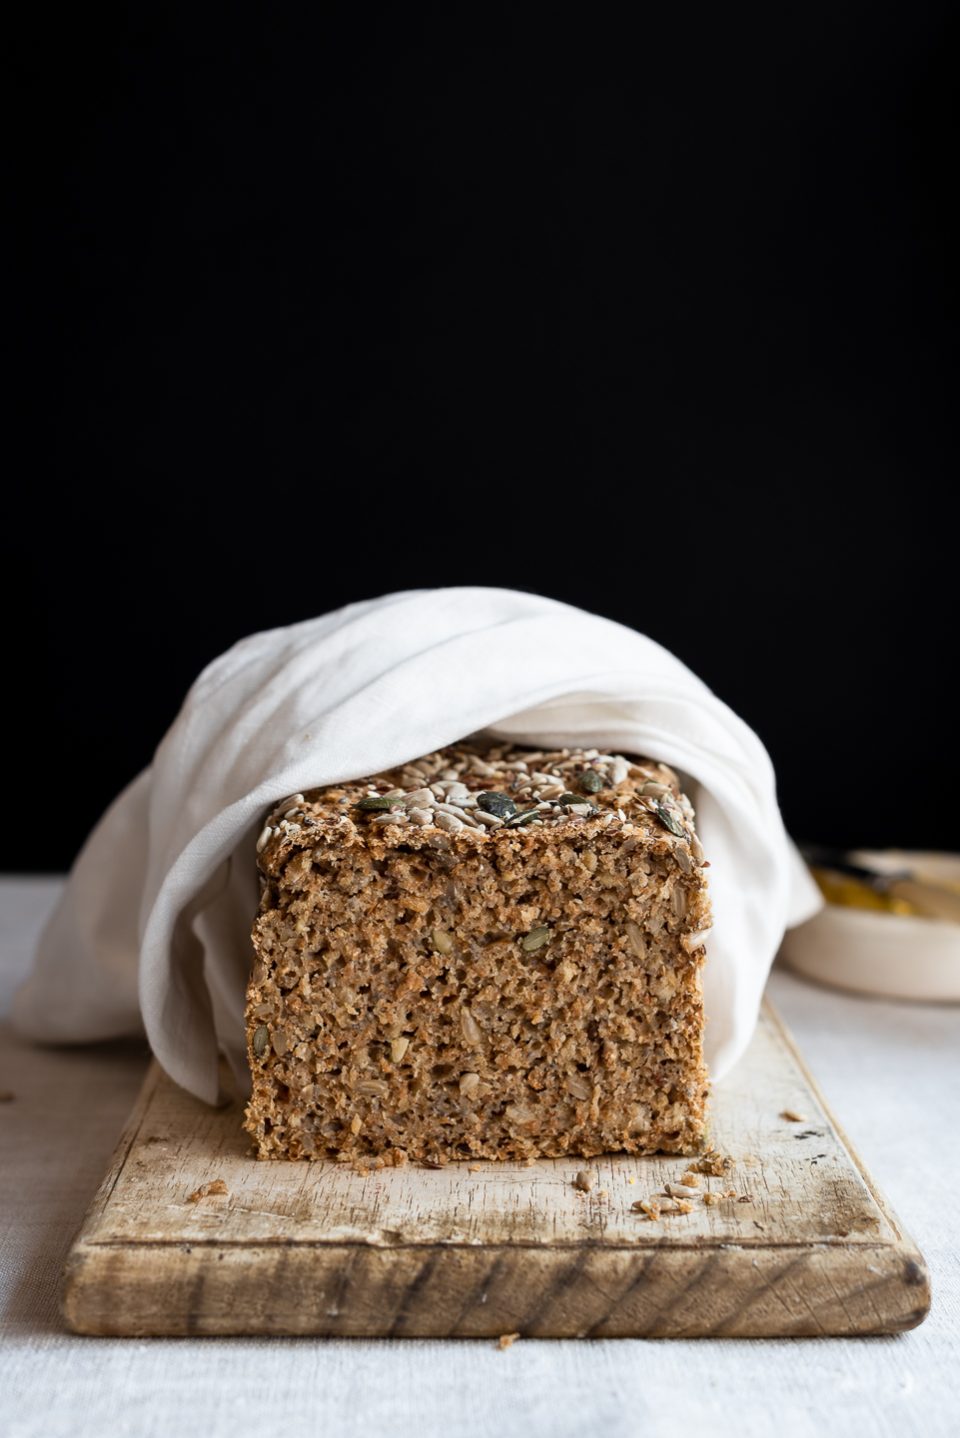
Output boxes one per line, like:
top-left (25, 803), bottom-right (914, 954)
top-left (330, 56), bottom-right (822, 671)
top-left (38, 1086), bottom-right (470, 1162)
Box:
top-left (632, 1196), bottom-right (693, 1218)
top-left (689, 1149), bottom-right (734, 1177)
top-left (780, 1109), bottom-right (808, 1123)
top-left (187, 1179), bottom-right (229, 1203)
top-left (497, 1332), bottom-right (521, 1350)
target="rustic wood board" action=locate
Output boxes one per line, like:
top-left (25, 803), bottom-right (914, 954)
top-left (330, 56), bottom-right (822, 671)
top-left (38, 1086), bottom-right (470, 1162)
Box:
top-left (62, 1001), bottom-right (930, 1338)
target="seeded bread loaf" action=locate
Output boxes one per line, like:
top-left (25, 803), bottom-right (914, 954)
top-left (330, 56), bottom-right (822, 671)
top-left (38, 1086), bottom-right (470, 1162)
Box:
top-left (244, 742), bottom-right (711, 1164)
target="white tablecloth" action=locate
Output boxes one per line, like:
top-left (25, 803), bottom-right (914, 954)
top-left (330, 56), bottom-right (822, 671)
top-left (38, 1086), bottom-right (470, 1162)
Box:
top-left (1, 877), bottom-right (957, 1438)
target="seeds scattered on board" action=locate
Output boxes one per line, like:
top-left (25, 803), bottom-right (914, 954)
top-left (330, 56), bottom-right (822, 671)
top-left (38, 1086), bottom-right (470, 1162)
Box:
top-left (188, 1179), bottom-right (229, 1203)
top-left (781, 1109), bottom-right (808, 1122)
top-left (573, 1169), bottom-right (595, 1192)
top-left (497, 1332), bottom-right (521, 1351)
top-left (690, 1148), bottom-right (734, 1177)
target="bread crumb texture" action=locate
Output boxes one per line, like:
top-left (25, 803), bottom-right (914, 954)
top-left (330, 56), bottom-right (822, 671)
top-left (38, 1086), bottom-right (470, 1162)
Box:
top-left (245, 741), bottom-right (711, 1164)
top-left (187, 1179), bottom-right (229, 1203)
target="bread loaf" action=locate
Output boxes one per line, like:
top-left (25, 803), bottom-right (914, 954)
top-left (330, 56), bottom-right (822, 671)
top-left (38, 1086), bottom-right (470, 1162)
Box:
top-left (245, 742), bottom-right (711, 1164)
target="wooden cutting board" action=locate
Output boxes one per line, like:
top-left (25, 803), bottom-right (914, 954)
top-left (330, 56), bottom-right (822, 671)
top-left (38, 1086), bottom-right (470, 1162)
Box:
top-left (61, 1001), bottom-right (930, 1338)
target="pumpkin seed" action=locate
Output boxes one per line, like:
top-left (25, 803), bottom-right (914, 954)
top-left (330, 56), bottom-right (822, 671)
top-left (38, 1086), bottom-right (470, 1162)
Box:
top-left (655, 800), bottom-right (688, 839)
top-left (505, 807), bottom-right (540, 827)
top-left (354, 795), bottom-right (404, 812)
top-left (579, 769), bottom-right (604, 794)
top-left (477, 791), bottom-right (517, 819)
top-left (521, 925), bottom-right (551, 951)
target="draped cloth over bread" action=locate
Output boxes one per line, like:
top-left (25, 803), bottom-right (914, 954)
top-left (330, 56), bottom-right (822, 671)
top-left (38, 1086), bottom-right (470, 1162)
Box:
top-left (13, 589), bottom-right (821, 1105)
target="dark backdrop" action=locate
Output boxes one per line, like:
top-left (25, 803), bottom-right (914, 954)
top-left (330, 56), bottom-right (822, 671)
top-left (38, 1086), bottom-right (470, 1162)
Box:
top-left (8, 6), bottom-right (956, 871)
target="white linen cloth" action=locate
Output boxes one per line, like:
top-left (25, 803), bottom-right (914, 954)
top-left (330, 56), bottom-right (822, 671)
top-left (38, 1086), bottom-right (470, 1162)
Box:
top-left (13, 588), bottom-right (820, 1105)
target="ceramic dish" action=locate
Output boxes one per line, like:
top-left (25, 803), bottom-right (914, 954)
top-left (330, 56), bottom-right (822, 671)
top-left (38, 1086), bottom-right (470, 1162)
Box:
top-left (780, 849), bottom-right (960, 1001)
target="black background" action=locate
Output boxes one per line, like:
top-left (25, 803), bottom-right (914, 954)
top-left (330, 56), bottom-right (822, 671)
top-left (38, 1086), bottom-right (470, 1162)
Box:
top-left (8, 6), bottom-right (957, 871)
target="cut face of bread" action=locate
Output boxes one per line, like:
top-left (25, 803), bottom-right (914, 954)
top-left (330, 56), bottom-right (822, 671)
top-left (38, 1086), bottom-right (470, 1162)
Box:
top-left (245, 743), bottom-right (711, 1164)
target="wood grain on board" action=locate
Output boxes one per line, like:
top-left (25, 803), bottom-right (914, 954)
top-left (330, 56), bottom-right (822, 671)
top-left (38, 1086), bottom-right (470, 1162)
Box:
top-left (62, 1002), bottom-right (930, 1338)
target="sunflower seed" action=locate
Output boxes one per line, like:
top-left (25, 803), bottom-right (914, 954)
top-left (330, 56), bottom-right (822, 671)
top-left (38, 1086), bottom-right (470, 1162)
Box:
top-left (461, 1007), bottom-right (482, 1045)
top-left (432, 927), bottom-right (454, 955)
top-left (256, 825), bottom-right (273, 853)
top-left (474, 811), bottom-right (504, 828)
top-left (391, 1037), bottom-right (410, 1063)
top-left (252, 1025), bottom-right (269, 1057)
top-left (402, 788), bottom-right (435, 807)
top-left (681, 926), bottom-right (712, 953)
top-left (408, 808), bottom-right (433, 825)
top-left (521, 925), bottom-right (551, 951)
top-left (641, 781), bottom-right (671, 798)
top-left (673, 845), bottom-right (693, 875)
top-left (609, 756), bottom-right (629, 785)
top-left (355, 795), bottom-right (404, 812)
top-left (374, 811), bottom-right (406, 825)
top-left (435, 811), bottom-right (464, 833)
top-left (625, 921), bottom-right (647, 958)
top-left (468, 758), bottom-right (498, 777)
top-left (459, 1071), bottom-right (480, 1096)
top-left (436, 802), bottom-right (471, 820)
